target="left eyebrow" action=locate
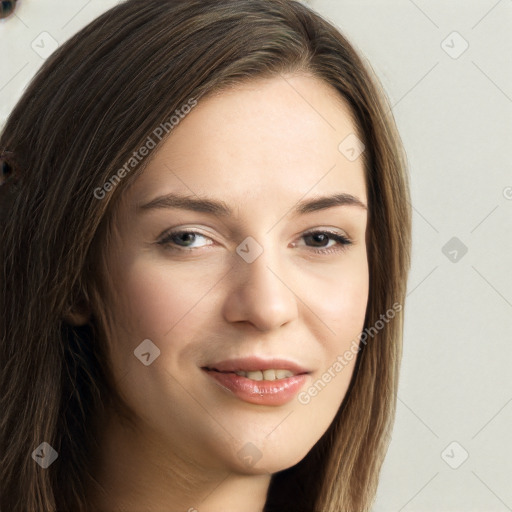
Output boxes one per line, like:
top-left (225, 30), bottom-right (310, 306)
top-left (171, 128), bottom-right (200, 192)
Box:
top-left (294, 193), bottom-right (367, 214)
top-left (137, 192), bottom-right (367, 216)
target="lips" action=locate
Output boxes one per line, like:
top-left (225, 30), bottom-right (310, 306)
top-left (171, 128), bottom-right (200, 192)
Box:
top-left (202, 356), bottom-right (310, 375)
top-left (201, 356), bottom-right (311, 405)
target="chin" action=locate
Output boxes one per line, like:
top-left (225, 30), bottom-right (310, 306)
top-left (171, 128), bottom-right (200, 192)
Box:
top-left (223, 438), bottom-right (313, 476)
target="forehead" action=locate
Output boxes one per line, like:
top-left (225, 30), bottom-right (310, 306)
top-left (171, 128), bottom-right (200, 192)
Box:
top-left (126, 74), bottom-right (367, 210)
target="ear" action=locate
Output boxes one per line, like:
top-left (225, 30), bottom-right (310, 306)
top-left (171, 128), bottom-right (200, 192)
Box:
top-left (63, 300), bottom-right (91, 326)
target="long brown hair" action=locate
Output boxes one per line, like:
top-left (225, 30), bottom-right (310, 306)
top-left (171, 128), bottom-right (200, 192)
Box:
top-left (0, 1), bottom-right (412, 510)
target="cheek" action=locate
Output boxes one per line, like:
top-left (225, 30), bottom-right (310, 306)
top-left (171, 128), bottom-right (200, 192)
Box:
top-left (295, 250), bottom-right (368, 404)
top-left (103, 257), bottom-right (217, 388)
top-left (302, 249), bottom-right (369, 338)
top-left (111, 257), bottom-right (216, 338)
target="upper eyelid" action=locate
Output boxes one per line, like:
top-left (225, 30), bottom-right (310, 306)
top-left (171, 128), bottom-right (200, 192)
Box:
top-left (158, 226), bottom-right (350, 236)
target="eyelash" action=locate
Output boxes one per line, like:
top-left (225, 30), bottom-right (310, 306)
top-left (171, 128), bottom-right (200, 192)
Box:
top-left (157, 229), bottom-right (353, 255)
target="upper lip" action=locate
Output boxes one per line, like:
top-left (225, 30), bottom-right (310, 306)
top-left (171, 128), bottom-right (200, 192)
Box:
top-left (202, 357), bottom-right (310, 375)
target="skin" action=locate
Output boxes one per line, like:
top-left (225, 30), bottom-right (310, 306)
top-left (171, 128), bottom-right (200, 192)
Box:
top-left (81, 73), bottom-right (369, 512)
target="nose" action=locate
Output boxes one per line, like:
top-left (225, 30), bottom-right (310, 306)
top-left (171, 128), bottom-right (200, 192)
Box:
top-left (222, 245), bottom-right (298, 331)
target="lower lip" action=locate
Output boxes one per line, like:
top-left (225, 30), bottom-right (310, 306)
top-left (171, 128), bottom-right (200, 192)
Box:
top-left (203, 369), bottom-right (308, 406)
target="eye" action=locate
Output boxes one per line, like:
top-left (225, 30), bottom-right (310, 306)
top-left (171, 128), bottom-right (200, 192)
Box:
top-left (157, 228), bottom-right (352, 255)
top-left (158, 229), bottom-right (214, 250)
top-left (297, 230), bottom-right (353, 255)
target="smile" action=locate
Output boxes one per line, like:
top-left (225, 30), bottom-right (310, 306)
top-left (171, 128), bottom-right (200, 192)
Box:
top-left (205, 368), bottom-right (295, 381)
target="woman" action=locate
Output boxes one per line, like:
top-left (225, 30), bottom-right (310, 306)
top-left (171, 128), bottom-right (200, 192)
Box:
top-left (0, 0), bottom-right (412, 510)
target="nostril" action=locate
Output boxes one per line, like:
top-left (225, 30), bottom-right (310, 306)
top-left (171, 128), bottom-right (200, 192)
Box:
top-left (0, 1), bottom-right (17, 20)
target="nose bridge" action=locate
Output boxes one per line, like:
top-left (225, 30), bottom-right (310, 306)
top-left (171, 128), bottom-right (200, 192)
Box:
top-left (223, 237), bottom-right (298, 330)
top-left (239, 244), bottom-right (283, 294)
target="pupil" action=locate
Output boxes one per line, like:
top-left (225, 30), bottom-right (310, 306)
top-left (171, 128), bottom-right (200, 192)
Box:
top-left (178, 232), bottom-right (195, 246)
top-left (311, 233), bottom-right (327, 246)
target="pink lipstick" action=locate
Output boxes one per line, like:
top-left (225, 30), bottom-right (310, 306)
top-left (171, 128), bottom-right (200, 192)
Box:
top-left (202, 356), bottom-right (310, 406)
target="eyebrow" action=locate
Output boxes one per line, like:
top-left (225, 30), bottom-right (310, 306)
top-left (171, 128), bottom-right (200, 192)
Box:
top-left (138, 192), bottom-right (367, 216)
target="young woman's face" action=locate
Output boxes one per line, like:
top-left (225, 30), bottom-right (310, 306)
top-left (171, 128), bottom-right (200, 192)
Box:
top-left (101, 74), bottom-right (369, 475)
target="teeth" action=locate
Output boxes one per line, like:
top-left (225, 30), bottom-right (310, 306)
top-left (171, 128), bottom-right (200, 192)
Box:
top-left (234, 369), bottom-right (295, 381)
top-left (262, 369), bottom-right (275, 380)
